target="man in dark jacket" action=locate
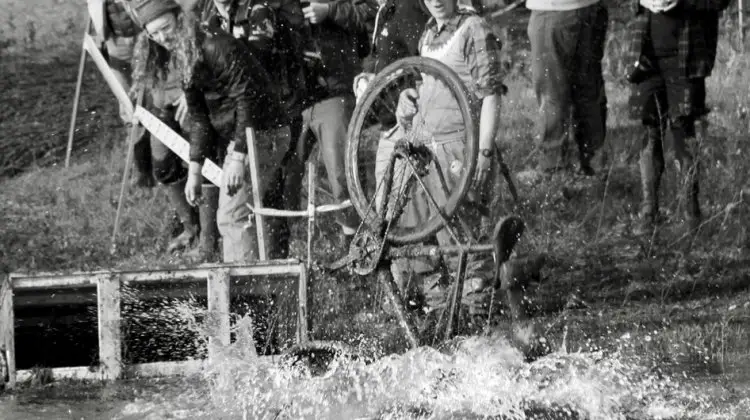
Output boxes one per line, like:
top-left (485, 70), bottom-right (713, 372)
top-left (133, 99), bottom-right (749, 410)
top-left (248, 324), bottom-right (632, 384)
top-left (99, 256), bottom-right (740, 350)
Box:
top-left (199, 0), bottom-right (309, 259)
top-left (129, 0), bottom-right (291, 263)
top-left (289, 0), bottom-right (379, 246)
top-left (625, 0), bottom-right (729, 234)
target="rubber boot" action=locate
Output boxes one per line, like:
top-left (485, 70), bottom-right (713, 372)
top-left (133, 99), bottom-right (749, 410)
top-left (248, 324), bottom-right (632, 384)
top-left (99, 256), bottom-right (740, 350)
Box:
top-left (635, 125), bottom-right (664, 236)
top-left (165, 179), bottom-right (199, 253)
top-left (682, 151), bottom-right (702, 233)
top-left (185, 184), bottom-right (220, 262)
top-left (130, 128), bottom-right (155, 189)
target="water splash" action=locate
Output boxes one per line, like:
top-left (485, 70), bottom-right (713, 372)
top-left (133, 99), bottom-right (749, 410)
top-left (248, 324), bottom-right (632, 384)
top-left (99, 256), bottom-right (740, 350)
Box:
top-left (109, 308), bottom-right (737, 420)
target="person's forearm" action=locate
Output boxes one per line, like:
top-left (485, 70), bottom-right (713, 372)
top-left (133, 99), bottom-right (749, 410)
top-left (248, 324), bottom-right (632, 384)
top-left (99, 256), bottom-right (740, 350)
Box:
top-left (479, 94), bottom-right (501, 152)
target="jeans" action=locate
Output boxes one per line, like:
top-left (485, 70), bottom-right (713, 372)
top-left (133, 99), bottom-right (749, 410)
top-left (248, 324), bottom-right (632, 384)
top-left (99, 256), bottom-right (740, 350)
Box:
top-left (528, 3), bottom-right (609, 171)
top-left (216, 127), bottom-right (292, 263)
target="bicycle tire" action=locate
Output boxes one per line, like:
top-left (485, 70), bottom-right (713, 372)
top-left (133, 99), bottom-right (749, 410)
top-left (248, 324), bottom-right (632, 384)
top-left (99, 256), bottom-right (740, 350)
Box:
top-left (346, 56), bottom-right (479, 245)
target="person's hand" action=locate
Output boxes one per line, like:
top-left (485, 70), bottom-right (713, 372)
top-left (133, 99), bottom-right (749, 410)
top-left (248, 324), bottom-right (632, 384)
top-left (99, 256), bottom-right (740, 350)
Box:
top-left (223, 155), bottom-right (246, 197)
top-left (396, 88), bottom-right (419, 126)
top-left (185, 164), bottom-right (203, 206)
top-left (173, 93), bottom-right (188, 127)
top-left (353, 72), bottom-right (375, 102)
top-left (303, 2), bottom-right (330, 24)
top-left (473, 150), bottom-right (492, 188)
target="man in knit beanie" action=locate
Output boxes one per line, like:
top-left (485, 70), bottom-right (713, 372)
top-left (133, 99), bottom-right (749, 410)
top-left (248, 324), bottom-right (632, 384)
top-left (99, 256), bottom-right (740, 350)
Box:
top-left (524, 0), bottom-right (609, 179)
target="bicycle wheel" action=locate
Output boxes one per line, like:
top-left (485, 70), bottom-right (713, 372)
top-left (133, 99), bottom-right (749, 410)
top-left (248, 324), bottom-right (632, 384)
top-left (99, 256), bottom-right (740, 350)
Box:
top-left (346, 56), bottom-right (479, 245)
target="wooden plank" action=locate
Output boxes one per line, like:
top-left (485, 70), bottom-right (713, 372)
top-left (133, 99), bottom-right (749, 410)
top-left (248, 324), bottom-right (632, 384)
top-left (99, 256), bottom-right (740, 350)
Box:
top-left (1, 274), bottom-right (16, 389)
top-left (134, 106), bottom-right (223, 187)
top-left (82, 33), bottom-right (133, 119)
top-left (207, 268), bottom-right (231, 362)
top-left (297, 263), bottom-right (309, 344)
top-left (10, 260), bottom-right (303, 290)
top-left (97, 274), bottom-right (122, 381)
top-left (15, 357), bottom-right (276, 383)
top-left (245, 127), bottom-right (268, 260)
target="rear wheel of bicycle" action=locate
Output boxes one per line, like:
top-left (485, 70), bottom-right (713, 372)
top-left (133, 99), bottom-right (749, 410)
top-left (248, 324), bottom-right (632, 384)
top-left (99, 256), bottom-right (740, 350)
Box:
top-left (346, 56), bottom-right (478, 245)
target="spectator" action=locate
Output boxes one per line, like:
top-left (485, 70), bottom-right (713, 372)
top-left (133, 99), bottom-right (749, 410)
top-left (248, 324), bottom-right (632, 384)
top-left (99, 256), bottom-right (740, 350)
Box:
top-left (626, 0), bottom-right (730, 234)
top-left (88, 0), bottom-right (154, 188)
top-left (90, 0), bottom-right (217, 258)
top-left (127, 0), bottom-right (291, 263)
top-left (389, 0), bottom-right (505, 322)
top-left (199, 0), bottom-right (310, 259)
top-left (524, 0), bottom-right (609, 179)
top-left (284, 0), bottom-right (379, 250)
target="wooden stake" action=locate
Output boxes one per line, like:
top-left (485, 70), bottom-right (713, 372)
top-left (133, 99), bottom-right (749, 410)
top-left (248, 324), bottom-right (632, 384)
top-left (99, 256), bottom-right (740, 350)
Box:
top-left (1, 274), bottom-right (16, 389)
top-left (207, 268), bottom-right (231, 362)
top-left (64, 19), bottom-right (91, 168)
top-left (297, 262), bottom-right (309, 344)
top-left (110, 89), bottom-right (145, 254)
top-left (245, 127), bottom-right (268, 261)
top-left (97, 274), bottom-right (122, 381)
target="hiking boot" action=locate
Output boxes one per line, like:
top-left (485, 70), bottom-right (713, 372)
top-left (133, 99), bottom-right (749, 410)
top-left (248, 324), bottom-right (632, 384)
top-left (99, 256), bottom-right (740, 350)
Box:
top-left (164, 178), bottom-right (199, 253)
top-left (184, 184), bottom-right (220, 262)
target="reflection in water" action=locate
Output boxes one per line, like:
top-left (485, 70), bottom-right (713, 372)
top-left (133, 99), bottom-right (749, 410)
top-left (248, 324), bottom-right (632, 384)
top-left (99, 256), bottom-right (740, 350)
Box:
top-left (1, 311), bottom-right (747, 420)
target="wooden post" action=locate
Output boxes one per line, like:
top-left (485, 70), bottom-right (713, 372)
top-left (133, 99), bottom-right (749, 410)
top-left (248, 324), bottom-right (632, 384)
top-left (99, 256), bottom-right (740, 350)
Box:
top-left (65, 19), bottom-right (92, 168)
top-left (110, 89), bottom-right (145, 254)
top-left (97, 274), bottom-right (122, 381)
top-left (297, 262), bottom-right (309, 344)
top-left (207, 268), bottom-right (231, 362)
top-left (1, 275), bottom-right (16, 389)
top-left (245, 127), bottom-right (268, 261)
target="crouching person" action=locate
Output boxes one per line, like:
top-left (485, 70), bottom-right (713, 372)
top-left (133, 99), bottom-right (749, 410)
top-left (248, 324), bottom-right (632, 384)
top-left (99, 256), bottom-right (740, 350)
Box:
top-left (129, 0), bottom-right (290, 263)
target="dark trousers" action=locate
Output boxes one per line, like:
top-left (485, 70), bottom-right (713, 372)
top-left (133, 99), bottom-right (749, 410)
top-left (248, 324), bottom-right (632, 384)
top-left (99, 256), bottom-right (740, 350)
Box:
top-left (283, 95), bottom-right (360, 230)
top-left (629, 55), bottom-right (705, 220)
top-left (629, 55), bottom-right (705, 172)
top-left (528, 3), bottom-right (609, 172)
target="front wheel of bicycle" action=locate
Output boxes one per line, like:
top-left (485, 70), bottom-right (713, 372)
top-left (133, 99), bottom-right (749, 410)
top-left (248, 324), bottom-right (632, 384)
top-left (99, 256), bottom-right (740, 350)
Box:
top-left (346, 56), bottom-right (479, 245)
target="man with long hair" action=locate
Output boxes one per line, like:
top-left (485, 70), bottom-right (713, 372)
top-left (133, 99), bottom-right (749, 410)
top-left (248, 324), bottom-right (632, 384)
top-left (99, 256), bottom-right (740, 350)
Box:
top-left (128, 0), bottom-right (291, 263)
top-left (89, 0), bottom-right (217, 258)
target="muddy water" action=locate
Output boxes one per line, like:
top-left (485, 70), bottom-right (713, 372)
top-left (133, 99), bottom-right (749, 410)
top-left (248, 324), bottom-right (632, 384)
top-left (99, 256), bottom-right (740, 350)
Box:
top-left (2, 320), bottom-right (749, 420)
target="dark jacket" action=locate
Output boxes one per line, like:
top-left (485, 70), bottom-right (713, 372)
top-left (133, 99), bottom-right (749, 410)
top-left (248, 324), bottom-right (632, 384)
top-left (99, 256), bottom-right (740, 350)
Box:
top-left (186, 31), bottom-right (286, 164)
top-left (625, 0), bottom-right (731, 80)
top-left (362, 0), bottom-right (430, 74)
top-left (306, 0), bottom-right (379, 99)
top-left (200, 0), bottom-right (311, 115)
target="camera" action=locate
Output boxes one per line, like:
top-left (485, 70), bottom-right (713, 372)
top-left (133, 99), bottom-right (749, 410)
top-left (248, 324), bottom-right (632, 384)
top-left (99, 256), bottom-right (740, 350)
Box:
top-left (626, 55), bottom-right (655, 84)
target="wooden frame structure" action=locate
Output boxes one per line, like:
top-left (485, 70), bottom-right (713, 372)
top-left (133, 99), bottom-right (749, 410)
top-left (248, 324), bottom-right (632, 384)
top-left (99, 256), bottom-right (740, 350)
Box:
top-left (0, 260), bottom-right (308, 390)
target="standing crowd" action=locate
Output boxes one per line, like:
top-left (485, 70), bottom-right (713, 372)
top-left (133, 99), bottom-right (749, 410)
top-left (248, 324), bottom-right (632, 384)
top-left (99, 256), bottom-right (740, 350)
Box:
top-left (88, 0), bottom-right (729, 329)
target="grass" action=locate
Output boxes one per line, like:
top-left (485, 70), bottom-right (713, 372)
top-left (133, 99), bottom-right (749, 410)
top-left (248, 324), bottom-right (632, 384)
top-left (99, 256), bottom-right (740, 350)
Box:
top-left (1, 0), bottom-right (750, 394)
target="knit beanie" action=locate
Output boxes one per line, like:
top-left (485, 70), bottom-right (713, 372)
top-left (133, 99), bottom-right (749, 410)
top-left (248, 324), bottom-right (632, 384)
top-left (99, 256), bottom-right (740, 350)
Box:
top-left (128, 0), bottom-right (181, 27)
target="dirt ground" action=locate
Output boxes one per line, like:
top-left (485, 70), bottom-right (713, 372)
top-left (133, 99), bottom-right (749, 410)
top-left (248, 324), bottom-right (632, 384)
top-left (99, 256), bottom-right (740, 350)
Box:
top-left (1, 1), bottom-right (750, 417)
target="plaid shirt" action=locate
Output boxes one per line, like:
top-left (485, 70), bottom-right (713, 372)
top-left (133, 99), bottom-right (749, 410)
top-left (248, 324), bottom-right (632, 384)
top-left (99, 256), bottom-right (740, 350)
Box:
top-left (420, 10), bottom-right (506, 98)
top-left (625, 0), bottom-right (730, 79)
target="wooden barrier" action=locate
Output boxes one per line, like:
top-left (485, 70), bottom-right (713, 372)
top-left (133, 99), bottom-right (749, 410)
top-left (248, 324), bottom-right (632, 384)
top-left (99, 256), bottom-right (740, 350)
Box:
top-left (0, 260), bottom-right (307, 389)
